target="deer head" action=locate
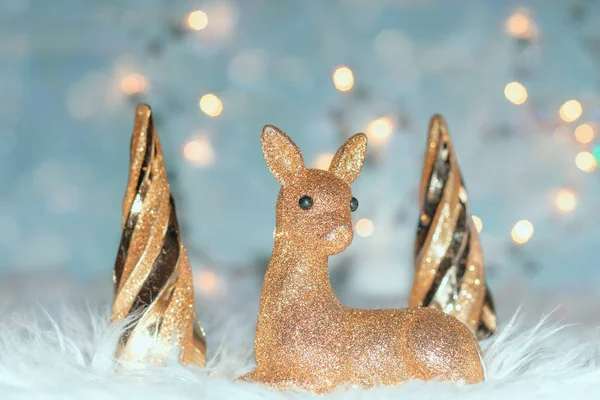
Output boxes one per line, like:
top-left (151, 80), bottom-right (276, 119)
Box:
top-left (261, 125), bottom-right (367, 255)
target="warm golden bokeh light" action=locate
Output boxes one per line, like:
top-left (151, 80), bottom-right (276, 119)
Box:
top-left (471, 215), bottom-right (483, 233)
top-left (575, 151), bottom-right (596, 172)
top-left (366, 117), bottom-right (392, 143)
top-left (120, 73), bottom-right (149, 95)
top-left (314, 152), bottom-right (334, 170)
top-left (504, 81), bottom-right (528, 105)
top-left (183, 138), bottom-right (215, 166)
top-left (355, 218), bottom-right (374, 237)
top-left (559, 100), bottom-right (583, 122)
top-left (194, 270), bottom-right (218, 295)
top-left (574, 123), bottom-right (594, 144)
top-left (332, 66), bottom-right (354, 91)
top-left (505, 11), bottom-right (535, 39)
top-left (554, 189), bottom-right (577, 213)
top-left (186, 10), bottom-right (208, 31)
top-left (199, 94), bottom-right (223, 117)
top-left (511, 219), bottom-right (534, 244)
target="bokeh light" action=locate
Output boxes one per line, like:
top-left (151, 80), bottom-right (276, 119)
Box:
top-left (186, 10), bottom-right (208, 31)
top-left (201, 1), bottom-right (239, 38)
top-left (511, 219), bottom-right (534, 244)
top-left (120, 73), bottom-right (149, 95)
top-left (559, 100), bottom-right (583, 122)
top-left (183, 137), bottom-right (215, 166)
top-left (366, 117), bottom-right (392, 143)
top-left (471, 215), bottom-right (483, 233)
top-left (194, 270), bottom-right (218, 295)
top-left (592, 145), bottom-right (600, 163)
top-left (332, 66), bottom-right (354, 91)
top-left (554, 189), bottom-right (577, 213)
top-left (574, 123), bottom-right (594, 144)
top-left (199, 94), bottom-right (223, 117)
top-left (504, 82), bottom-right (528, 105)
top-left (355, 218), bottom-right (374, 237)
top-left (575, 151), bottom-right (596, 172)
top-left (505, 10), bottom-right (536, 39)
top-left (314, 152), bottom-right (334, 170)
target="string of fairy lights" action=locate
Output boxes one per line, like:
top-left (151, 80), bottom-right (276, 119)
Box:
top-left (110, 5), bottom-right (600, 294)
top-left (180, 7), bottom-right (589, 241)
top-left (500, 9), bottom-right (596, 245)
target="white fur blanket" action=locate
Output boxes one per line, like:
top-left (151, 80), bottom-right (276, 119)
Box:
top-left (0, 277), bottom-right (598, 399)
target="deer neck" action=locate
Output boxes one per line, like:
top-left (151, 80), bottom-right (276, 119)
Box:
top-left (263, 236), bottom-right (337, 305)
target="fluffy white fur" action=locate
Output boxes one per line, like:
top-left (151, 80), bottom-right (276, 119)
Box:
top-left (0, 303), bottom-right (598, 399)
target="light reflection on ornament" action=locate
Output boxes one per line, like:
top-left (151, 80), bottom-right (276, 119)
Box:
top-left (511, 219), bottom-right (534, 244)
top-left (574, 123), bottom-right (594, 144)
top-left (554, 189), bottom-right (576, 213)
top-left (314, 152), bottom-right (334, 170)
top-left (355, 218), bottom-right (374, 237)
top-left (575, 151), bottom-right (596, 172)
top-left (120, 73), bottom-right (149, 95)
top-left (183, 137), bottom-right (215, 166)
top-left (186, 10), bottom-right (208, 31)
top-left (471, 215), bottom-right (483, 233)
top-left (559, 100), bottom-right (583, 122)
top-left (504, 82), bottom-right (527, 105)
top-left (199, 94), bottom-right (223, 117)
top-left (332, 66), bottom-right (354, 91)
top-left (366, 117), bottom-right (392, 143)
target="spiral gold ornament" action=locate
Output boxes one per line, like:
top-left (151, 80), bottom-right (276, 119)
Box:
top-left (410, 115), bottom-right (496, 340)
top-left (111, 104), bottom-right (206, 366)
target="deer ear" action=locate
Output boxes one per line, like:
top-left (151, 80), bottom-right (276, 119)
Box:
top-left (261, 125), bottom-right (305, 186)
top-left (329, 133), bottom-right (367, 185)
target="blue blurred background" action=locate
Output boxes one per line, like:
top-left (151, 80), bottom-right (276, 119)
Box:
top-left (0, 0), bottom-right (599, 312)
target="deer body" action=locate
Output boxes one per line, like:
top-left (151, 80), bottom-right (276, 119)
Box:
top-left (242, 126), bottom-right (485, 392)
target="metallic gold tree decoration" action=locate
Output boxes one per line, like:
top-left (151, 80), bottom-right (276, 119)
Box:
top-left (111, 104), bottom-right (206, 366)
top-left (410, 115), bottom-right (496, 340)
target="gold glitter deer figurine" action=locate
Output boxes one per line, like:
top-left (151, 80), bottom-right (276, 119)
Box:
top-left (241, 125), bottom-right (485, 392)
top-left (411, 115), bottom-right (497, 340)
top-left (111, 104), bottom-right (206, 366)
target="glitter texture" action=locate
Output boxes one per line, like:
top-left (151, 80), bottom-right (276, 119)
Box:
top-left (111, 104), bottom-right (206, 366)
top-left (241, 125), bottom-right (485, 392)
top-left (411, 115), bottom-right (497, 340)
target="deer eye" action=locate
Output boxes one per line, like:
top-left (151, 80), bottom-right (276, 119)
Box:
top-left (299, 195), bottom-right (313, 210)
top-left (350, 197), bottom-right (359, 212)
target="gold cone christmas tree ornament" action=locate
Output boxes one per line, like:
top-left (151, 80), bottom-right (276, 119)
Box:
top-left (111, 104), bottom-right (206, 366)
top-left (240, 125), bottom-right (485, 392)
top-left (411, 114), bottom-right (497, 340)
